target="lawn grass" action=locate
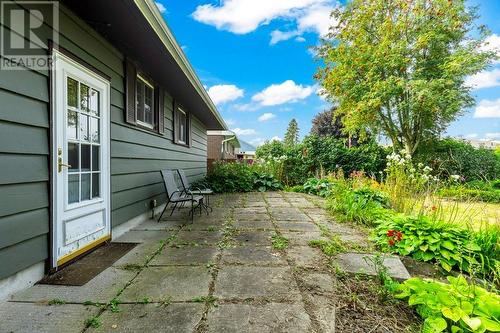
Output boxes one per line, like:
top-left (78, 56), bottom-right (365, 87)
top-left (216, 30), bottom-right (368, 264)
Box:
top-left (407, 197), bottom-right (500, 230)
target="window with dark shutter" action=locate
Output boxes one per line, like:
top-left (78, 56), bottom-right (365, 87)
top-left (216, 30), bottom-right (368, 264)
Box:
top-left (173, 101), bottom-right (191, 147)
top-left (124, 59), bottom-right (165, 135)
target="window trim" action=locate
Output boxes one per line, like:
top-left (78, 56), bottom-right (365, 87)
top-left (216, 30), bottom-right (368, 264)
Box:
top-left (177, 107), bottom-right (187, 145)
top-left (173, 102), bottom-right (191, 147)
top-left (135, 74), bottom-right (155, 129)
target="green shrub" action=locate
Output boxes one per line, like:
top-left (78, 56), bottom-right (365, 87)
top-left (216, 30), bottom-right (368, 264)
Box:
top-left (373, 215), bottom-right (490, 276)
top-left (300, 178), bottom-right (335, 197)
top-left (416, 138), bottom-right (500, 181)
top-left (438, 187), bottom-right (500, 203)
top-left (253, 172), bottom-right (282, 192)
top-left (256, 135), bottom-right (387, 185)
top-left (396, 276), bottom-right (500, 333)
top-left (205, 162), bottom-right (282, 193)
top-left (327, 185), bottom-right (393, 226)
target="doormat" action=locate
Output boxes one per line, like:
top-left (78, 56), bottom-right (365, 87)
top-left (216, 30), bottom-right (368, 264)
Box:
top-left (38, 242), bottom-right (137, 286)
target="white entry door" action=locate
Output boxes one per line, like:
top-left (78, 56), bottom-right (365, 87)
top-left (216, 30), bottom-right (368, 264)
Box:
top-left (52, 50), bottom-right (110, 268)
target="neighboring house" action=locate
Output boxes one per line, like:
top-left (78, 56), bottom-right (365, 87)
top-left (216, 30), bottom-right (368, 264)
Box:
top-left (236, 140), bottom-right (256, 163)
top-left (463, 138), bottom-right (500, 150)
top-left (0, 0), bottom-right (226, 299)
top-left (207, 130), bottom-right (241, 164)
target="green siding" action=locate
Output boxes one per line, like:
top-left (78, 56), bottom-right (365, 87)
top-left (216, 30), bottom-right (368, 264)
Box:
top-left (0, 3), bottom-right (208, 280)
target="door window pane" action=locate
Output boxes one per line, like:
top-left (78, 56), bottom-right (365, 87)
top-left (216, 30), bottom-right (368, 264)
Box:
top-left (67, 110), bottom-right (78, 140)
top-left (68, 142), bottom-right (79, 172)
top-left (81, 173), bottom-right (90, 201)
top-left (90, 117), bottom-right (99, 143)
top-left (89, 89), bottom-right (99, 116)
top-left (80, 114), bottom-right (89, 142)
top-left (68, 174), bottom-right (79, 203)
top-left (81, 144), bottom-right (91, 171)
top-left (67, 77), bottom-right (78, 108)
top-left (92, 146), bottom-right (100, 171)
top-left (92, 173), bottom-right (100, 198)
top-left (80, 84), bottom-right (89, 112)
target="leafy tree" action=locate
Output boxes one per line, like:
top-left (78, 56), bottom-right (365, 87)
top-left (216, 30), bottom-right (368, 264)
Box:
top-left (317, 0), bottom-right (496, 155)
top-left (255, 139), bottom-right (285, 159)
top-left (310, 108), bottom-right (343, 138)
top-left (310, 108), bottom-right (359, 146)
top-left (284, 118), bottom-right (299, 147)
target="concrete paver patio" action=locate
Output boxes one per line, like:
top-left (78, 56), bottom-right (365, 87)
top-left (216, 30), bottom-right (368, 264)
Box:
top-left (0, 191), bottom-right (408, 332)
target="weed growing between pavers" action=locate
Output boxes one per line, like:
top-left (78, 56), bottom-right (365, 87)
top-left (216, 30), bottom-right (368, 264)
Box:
top-left (192, 295), bottom-right (218, 308)
top-left (47, 298), bottom-right (66, 305)
top-left (79, 231), bottom-right (179, 330)
top-left (121, 263), bottom-right (143, 271)
top-left (84, 316), bottom-right (101, 329)
top-left (157, 296), bottom-right (172, 307)
top-left (271, 233), bottom-right (289, 250)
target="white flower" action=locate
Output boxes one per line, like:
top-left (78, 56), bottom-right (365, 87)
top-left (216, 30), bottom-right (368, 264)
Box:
top-left (423, 166), bottom-right (432, 172)
top-left (450, 174), bottom-right (460, 181)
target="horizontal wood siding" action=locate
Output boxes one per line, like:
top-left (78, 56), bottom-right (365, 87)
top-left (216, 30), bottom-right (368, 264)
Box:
top-left (0, 3), bottom-right (208, 279)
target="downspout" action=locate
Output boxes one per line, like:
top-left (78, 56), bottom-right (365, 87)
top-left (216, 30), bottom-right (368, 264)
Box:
top-left (221, 136), bottom-right (236, 160)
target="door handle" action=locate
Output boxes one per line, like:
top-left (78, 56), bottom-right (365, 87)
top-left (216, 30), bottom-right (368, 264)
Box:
top-left (58, 158), bottom-right (72, 172)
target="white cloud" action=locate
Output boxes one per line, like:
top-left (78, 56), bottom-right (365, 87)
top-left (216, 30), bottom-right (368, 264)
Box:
top-left (270, 30), bottom-right (300, 45)
top-left (250, 135), bottom-right (282, 146)
top-left (192, 0), bottom-right (337, 44)
top-left (465, 69), bottom-right (500, 90)
top-left (465, 133), bottom-right (478, 139)
top-left (252, 80), bottom-right (313, 106)
top-left (232, 128), bottom-right (257, 136)
top-left (295, 36), bottom-right (306, 42)
top-left (481, 34), bottom-right (500, 63)
top-left (207, 84), bottom-right (244, 105)
top-left (231, 103), bottom-right (260, 112)
top-left (155, 2), bottom-right (167, 13)
top-left (474, 98), bottom-right (500, 118)
top-left (225, 119), bottom-right (236, 126)
top-left (258, 112), bottom-right (276, 122)
top-left (485, 132), bottom-right (500, 139)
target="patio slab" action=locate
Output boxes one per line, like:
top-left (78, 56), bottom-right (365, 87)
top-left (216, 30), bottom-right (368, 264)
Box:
top-left (0, 302), bottom-right (98, 333)
top-left (88, 303), bottom-right (204, 333)
top-left (300, 272), bottom-right (334, 294)
top-left (119, 266), bottom-right (211, 302)
top-left (113, 242), bottom-right (164, 267)
top-left (174, 230), bottom-right (223, 245)
top-left (114, 230), bottom-right (173, 244)
top-left (11, 267), bottom-right (135, 303)
top-left (132, 218), bottom-right (185, 231)
top-left (286, 246), bottom-right (325, 268)
top-left (214, 266), bottom-right (301, 301)
top-left (221, 246), bottom-right (286, 266)
top-left (233, 219), bottom-right (274, 230)
top-left (233, 231), bottom-right (273, 246)
top-left (281, 231), bottom-right (328, 246)
top-left (234, 213), bottom-right (271, 222)
top-left (334, 253), bottom-right (411, 280)
top-left (149, 246), bottom-right (218, 266)
top-left (271, 213), bottom-right (312, 222)
top-left (206, 303), bottom-right (312, 333)
top-left (275, 221), bottom-right (320, 232)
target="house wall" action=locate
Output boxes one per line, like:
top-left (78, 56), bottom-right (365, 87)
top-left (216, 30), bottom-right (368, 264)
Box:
top-left (207, 135), bottom-right (223, 160)
top-left (0, 3), bottom-right (208, 281)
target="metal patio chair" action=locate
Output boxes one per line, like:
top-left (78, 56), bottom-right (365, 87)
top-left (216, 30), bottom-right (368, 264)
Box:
top-left (176, 169), bottom-right (213, 212)
top-left (157, 169), bottom-right (204, 223)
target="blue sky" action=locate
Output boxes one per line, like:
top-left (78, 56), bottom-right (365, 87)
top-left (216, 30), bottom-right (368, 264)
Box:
top-left (156, 0), bottom-right (500, 147)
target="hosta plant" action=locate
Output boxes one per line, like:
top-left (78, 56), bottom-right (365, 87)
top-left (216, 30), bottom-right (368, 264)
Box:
top-left (374, 215), bottom-right (482, 273)
top-left (397, 276), bottom-right (500, 333)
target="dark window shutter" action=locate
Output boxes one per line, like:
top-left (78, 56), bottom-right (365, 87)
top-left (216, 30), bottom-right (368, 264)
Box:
top-left (125, 59), bottom-right (137, 125)
top-left (187, 114), bottom-right (192, 147)
top-left (155, 87), bottom-right (165, 134)
top-left (172, 100), bottom-right (179, 144)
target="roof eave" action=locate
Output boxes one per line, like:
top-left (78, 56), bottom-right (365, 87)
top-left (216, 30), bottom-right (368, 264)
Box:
top-left (134, 0), bottom-right (227, 130)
